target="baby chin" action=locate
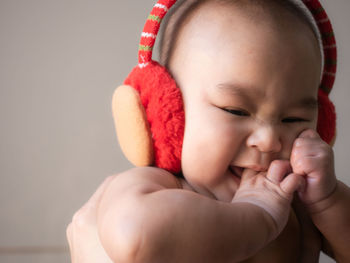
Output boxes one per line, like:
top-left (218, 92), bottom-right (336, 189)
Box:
top-left (207, 166), bottom-right (245, 202)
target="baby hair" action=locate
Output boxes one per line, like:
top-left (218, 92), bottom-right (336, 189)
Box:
top-left (159, 0), bottom-right (322, 68)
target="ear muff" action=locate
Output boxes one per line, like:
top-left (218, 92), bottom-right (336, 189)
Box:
top-left (123, 61), bottom-right (185, 174)
top-left (302, 0), bottom-right (338, 145)
top-left (317, 89), bottom-right (336, 145)
top-left (112, 0), bottom-right (337, 174)
top-left (113, 0), bottom-right (184, 174)
top-left (112, 85), bottom-right (154, 167)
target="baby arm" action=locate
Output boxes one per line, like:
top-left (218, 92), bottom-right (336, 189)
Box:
top-left (290, 129), bottom-right (350, 262)
top-left (97, 166), bottom-right (300, 263)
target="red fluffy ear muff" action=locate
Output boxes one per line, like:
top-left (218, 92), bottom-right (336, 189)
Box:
top-left (113, 0), bottom-right (184, 174)
top-left (317, 89), bottom-right (336, 144)
top-left (112, 0), bottom-right (337, 174)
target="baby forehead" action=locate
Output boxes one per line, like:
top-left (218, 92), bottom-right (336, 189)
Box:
top-left (213, 82), bottom-right (319, 105)
top-left (170, 3), bottom-right (320, 65)
top-left (181, 1), bottom-right (317, 41)
top-left (171, 1), bottom-right (322, 76)
top-left (192, 0), bottom-right (314, 25)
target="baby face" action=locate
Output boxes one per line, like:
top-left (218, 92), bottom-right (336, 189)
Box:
top-left (169, 3), bottom-right (322, 201)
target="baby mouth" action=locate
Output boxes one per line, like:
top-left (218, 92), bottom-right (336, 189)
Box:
top-left (229, 166), bottom-right (244, 179)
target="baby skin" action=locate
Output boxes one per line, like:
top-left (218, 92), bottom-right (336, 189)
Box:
top-left (67, 2), bottom-right (350, 263)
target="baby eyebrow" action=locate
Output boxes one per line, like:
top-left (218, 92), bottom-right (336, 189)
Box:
top-left (215, 83), bottom-right (258, 98)
top-left (295, 97), bottom-right (319, 110)
top-left (215, 83), bottom-right (319, 111)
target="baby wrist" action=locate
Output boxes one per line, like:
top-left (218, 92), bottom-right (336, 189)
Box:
top-left (305, 180), bottom-right (341, 215)
top-left (231, 200), bottom-right (281, 243)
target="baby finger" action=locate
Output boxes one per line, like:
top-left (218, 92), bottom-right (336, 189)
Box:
top-left (266, 160), bottom-right (292, 184)
top-left (280, 173), bottom-right (306, 195)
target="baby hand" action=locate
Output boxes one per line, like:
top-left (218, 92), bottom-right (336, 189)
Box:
top-left (290, 129), bottom-right (337, 207)
top-left (233, 160), bottom-right (304, 236)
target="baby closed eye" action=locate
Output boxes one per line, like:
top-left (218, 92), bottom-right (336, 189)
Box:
top-left (281, 117), bottom-right (309, 123)
top-left (221, 107), bottom-right (311, 124)
top-left (223, 108), bottom-right (250, 117)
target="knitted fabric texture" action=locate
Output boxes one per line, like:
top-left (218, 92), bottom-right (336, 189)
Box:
top-left (138, 0), bottom-right (176, 68)
top-left (302, 0), bottom-right (337, 95)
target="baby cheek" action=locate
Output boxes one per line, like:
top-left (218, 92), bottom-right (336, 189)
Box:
top-left (280, 127), bottom-right (306, 160)
top-left (288, 120), bottom-right (317, 154)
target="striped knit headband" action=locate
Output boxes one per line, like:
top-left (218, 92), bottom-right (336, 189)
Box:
top-left (138, 0), bottom-right (337, 95)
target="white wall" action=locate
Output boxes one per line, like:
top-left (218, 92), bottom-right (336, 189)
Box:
top-left (0, 0), bottom-right (348, 262)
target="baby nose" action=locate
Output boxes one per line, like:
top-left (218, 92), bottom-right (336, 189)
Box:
top-left (246, 124), bottom-right (282, 153)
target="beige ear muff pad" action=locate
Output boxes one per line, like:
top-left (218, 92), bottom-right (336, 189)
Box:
top-left (112, 85), bottom-right (154, 166)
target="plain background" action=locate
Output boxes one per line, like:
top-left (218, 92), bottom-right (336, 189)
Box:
top-left (0, 0), bottom-right (349, 262)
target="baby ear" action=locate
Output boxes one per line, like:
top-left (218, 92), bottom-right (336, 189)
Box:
top-left (111, 85), bottom-right (154, 167)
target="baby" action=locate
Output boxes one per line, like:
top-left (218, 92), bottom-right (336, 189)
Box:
top-left (67, 0), bottom-right (350, 262)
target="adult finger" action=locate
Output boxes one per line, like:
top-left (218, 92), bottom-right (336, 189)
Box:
top-left (87, 175), bottom-right (115, 206)
top-left (66, 222), bottom-right (73, 248)
top-left (66, 222), bottom-right (76, 263)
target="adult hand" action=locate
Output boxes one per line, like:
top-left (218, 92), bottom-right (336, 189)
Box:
top-left (66, 176), bottom-right (115, 263)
